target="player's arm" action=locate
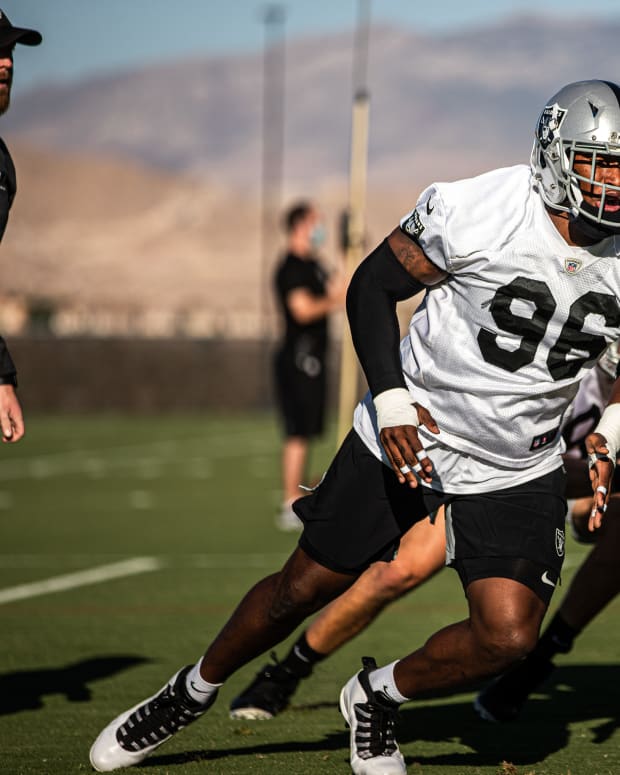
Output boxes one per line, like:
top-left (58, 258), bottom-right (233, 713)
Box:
top-left (585, 376), bottom-right (620, 530)
top-left (346, 227), bottom-right (447, 487)
top-left (0, 336), bottom-right (23, 443)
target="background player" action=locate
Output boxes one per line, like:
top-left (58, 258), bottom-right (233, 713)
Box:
top-left (273, 202), bottom-right (346, 529)
top-left (475, 341), bottom-right (620, 722)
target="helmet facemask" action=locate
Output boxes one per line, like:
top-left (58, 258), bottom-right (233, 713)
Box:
top-left (531, 80), bottom-right (620, 235)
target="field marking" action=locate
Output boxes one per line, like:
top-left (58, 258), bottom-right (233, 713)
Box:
top-left (0, 552), bottom-right (289, 569)
top-left (0, 556), bottom-right (162, 606)
top-left (0, 551), bottom-right (583, 572)
top-left (0, 431), bottom-right (277, 480)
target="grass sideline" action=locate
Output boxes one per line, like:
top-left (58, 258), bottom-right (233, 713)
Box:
top-left (0, 412), bottom-right (618, 775)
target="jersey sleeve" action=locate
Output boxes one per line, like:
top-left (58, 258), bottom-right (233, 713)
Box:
top-left (399, 167), bottom-right (532, 276)
top-left (399, 184), bottom-right (454, 273)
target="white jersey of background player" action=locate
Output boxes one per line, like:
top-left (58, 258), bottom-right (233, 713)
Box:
top-left (563, 339), bottom-right (620, 458)
top-left (355, 164), bottom-right (620, 493)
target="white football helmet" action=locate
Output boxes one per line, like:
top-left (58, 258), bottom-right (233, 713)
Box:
top-left (531, 80), bottom-right (620, 230)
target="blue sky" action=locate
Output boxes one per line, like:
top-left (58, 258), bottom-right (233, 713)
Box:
top-left (4, 0), bottom-right (620, 92)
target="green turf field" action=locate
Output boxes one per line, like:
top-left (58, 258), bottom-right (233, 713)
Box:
top-left (0, 413), bottom-right (618, 775)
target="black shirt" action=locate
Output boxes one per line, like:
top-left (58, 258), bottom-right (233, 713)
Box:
top-left (0, 137), bottom-right (15, 242)
top-left (0, 137), bottom-right (17, 380)
top-left (274, 251), bottom-right (329, 361)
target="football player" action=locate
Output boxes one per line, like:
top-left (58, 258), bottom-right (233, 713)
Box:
top-left (90, 80), bottom-right (620, 775)
top-left (227, 345), bottom-right (620, 721)
top-left (474, 342), bottom-right (620, 722)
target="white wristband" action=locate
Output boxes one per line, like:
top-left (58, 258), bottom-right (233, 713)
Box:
top-left (592, 403), bottom-right (620, 466)
top-left (373, 388), bottom-right (419, 431)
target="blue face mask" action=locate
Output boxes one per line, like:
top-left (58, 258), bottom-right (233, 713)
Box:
top-left (310, 223), bottom-right (326, 250)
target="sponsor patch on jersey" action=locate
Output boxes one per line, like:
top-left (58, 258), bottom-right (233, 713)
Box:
top-left (401, 210), bottom-right (425, 240)
top-left (529, 425), bottom-right (559, 451)
top-left (555, 527), bottom-right (565, 558)
top-left (564, 257), bottom-right (583, 274)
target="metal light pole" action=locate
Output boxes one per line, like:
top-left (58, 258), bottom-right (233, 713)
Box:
top-left (260, 5), bottom-right (286, 352)
top-left (336, 0), bottom-right (371, 445)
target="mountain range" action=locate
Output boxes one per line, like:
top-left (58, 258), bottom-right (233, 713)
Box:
top-left (6, 15), bottom-right (620, 189)
top-left (0, 14), bottom-right (618, 332)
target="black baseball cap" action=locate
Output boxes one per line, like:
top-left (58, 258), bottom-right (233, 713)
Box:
top-left (0, 8), bottom-right (42, 47)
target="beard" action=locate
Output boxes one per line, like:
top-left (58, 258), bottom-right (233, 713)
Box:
top-left (0, 90), bottom-right (10, 116)
top-left (0, 68), bottom-right (12, 116)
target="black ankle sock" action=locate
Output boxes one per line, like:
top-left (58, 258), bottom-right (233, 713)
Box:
top-left (280, 632), bottom-right (326, 678)
top-left (534, 612), bottom-right (580, 662)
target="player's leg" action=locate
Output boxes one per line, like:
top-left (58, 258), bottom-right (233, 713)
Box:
top-left (394, 576), bottom-right (546, 693)
top-left (276, 363), bottom-right (325, 531)
top-left (476, 493), bottom-right (620, 721)
top-left (277, 435), bottom-right (308, 529)
top-left (307, 509), bottom-right (446, 654)
top-left (230, 511), bottom-right (446, 719)
top-left (339, 468), bottom-right (565, 774)
top-left (274, 352), bottom-right (305, 530)
top-left (340, 575), bottom-right (548, 775)
top-left (90, 430), bottom-right (425, 772)
top-left (90, 547), bottom-right (355, 772)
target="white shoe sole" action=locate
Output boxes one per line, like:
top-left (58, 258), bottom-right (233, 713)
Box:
top-left (89, 670), bottom-right (183, 772)
top-left (229, 706), bottom-right (274, 720)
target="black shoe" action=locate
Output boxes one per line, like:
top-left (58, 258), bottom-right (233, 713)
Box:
top-left (229, 652), bottom-right (301, 720)
top-left (90, 666), bottom-right (216, 771)
top-left (474, 656), bottom-right (556, 722)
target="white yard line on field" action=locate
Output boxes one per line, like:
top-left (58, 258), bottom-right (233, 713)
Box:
top-left (0, 552), bottom-right (289, 570)
top-left (0, 430), bottom-right (276, 480)
top-left (0, 556), bottom-right (162, 606)
top-left (0, 551), bottom-right (584, 607)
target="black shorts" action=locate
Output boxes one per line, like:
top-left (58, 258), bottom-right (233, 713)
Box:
top-left (295, 430), bottom-right (567, 604)
top-left (274, 351), bottom-right (326, 438)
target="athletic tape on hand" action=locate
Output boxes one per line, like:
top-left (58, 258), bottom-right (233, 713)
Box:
top-left (589, 451), bottom-right (612, 468)
top-left (373, 388), bottom-right (419, 432)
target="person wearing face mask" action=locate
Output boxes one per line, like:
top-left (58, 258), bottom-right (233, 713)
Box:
top-left (272, 202), bottom-right (347, 530)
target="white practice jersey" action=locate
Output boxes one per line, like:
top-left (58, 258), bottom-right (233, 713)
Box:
top-left (354, 164), bottom-right (620, 492)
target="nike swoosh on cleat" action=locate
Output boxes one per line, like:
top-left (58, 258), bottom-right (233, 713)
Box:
top-left (541, 571), bottom-right (556, 587)
top-left (293, 645), bottom-right (311, 662)
top-left (190, 681), bottom-right (211, 695)
top-left (426, 198), bottom-right (434, 215)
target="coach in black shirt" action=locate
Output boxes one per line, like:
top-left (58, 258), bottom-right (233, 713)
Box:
top-left (273, 202), bottom-right (346, 530)
top-left (0, 10), bottom-right (41, 444)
